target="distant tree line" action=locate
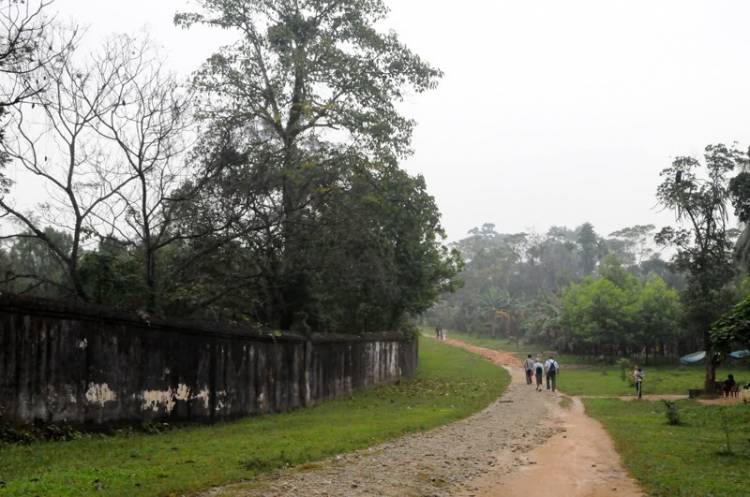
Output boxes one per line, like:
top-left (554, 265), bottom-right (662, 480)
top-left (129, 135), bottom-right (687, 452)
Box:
top-left (0, 0), bottom-right (462, 334)
top-left (425, 222), bottom-right (685, 357)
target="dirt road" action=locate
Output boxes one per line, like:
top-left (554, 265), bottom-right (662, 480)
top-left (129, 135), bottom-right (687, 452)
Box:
top-left (209, 338), bottom-right (643, 496)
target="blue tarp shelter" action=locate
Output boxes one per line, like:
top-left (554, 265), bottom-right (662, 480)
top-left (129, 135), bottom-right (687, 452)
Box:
top-left (680, 351), bottom-right (706, 364)
top-left (679, 349), bottom-right (750, 364)
top-left (729, 349), bottom-right (750, 359)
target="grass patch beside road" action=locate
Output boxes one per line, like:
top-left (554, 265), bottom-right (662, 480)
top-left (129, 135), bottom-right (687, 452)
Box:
top-left (583, 398), bottom-right (750, 496)
top-left (0, 337), bottom-right (510, 496)
top-left (558, 365), bottom-right (746, 397)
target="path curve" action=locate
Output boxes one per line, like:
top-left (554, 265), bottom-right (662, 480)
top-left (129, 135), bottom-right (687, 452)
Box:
top-left (207, 338), bottom-right (643, 496)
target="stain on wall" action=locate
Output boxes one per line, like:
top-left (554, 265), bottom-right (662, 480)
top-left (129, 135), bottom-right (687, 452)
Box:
top-left (0, 295), bottom-right (418, 426)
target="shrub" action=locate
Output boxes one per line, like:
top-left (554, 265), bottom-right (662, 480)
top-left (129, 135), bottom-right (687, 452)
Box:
top-left (617, 358), bottom-right (631, 379)
top-left (664, 400), bottom-right (681, 425)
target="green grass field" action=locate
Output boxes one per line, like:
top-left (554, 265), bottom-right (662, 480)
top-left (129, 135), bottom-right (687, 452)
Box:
top-left (556, 365), bottom-right (738, 397)
top-left (0, 337), bottom-right (510, 496)
top-left (584, 399), bottom-right (750, 496)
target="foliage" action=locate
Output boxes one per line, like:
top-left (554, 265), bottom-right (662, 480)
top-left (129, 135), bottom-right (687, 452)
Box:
top-left (710, 295), bottom-right (750, 358)
top-left (423, 222), bottom-right (685, 358)
top-left (655, 143), bottom-right (747, 390)
top-left (663, 400), bottom-right (681, 426)
top-left (169, 0), bottom-right (449, 330)
top-left (0, 338), bottom-right (510, 496)
top-left (617, 358), bottom-right (631, 381)
top-left (577, 222), bottom-right (598, 276)
top-left (0, 421), bottom-right (83, 445)
top-left (584, 399), bottom-right (750, 496)
top-left (560, 275), bottom-right (638, 356)
top-left (0, 0), bottom-right (460, 334)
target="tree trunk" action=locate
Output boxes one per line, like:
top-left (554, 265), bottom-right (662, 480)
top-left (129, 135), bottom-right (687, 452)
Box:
top-left (705, 359), bottom-right (717, 394)
top-left (145, 248), bottom-right (157, 313)
top-left (69, 259), bottom-right (88, 302)
top-left (704, 329), bottom-right (717, 393)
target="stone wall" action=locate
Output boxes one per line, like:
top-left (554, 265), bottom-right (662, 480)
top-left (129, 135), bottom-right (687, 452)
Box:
top-left (0, 295), bottom-right (418, 426)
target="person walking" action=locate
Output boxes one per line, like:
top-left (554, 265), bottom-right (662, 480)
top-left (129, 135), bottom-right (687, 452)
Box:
top-left (545, 355), bottom-right (560, 392)
top-left (633, 365), bottom-right (644, 399)
top-left (533, 357), bottom-right (545, 391)
top-left (523, 354), bottom-right (535, 385)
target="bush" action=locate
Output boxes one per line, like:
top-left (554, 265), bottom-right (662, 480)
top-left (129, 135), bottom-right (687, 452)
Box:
top-left (664, 400), bottom-right (681, 425)
top-left (0, 421), bottom-right (82, 445)
top-left (617, 358), bottom-right (632, 382)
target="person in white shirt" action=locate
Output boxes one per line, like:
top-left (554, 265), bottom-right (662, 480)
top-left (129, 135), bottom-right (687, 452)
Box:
top-left (523, 354), bottom-right (535, 385)
top-left (544, 356), bottom-right (560, 392)
top-left (532, 358), bottom-right (545, 391)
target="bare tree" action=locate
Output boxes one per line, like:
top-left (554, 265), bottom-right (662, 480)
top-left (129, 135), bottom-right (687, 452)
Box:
top-left (78, 35), bottom-right (196, 310)
top-left (0, 27), bottom-right (140, 300)
top-left (86, 36), bottom-right (284, 312)
top-left (1, 29), bottom-right (283, 310)
top-left (0, 0), bottom-right (64, 193)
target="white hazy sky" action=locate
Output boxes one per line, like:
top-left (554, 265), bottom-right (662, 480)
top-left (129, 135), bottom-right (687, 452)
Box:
top-left (40, 1), bottom-right (750, 241)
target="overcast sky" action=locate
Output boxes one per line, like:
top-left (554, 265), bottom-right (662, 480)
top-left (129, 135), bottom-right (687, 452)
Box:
top-left (39, 0), bottom-right (750, 241)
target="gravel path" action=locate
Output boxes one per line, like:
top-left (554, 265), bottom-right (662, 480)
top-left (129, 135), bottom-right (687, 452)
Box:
top-left (209, 338), bottom-right (641, 496)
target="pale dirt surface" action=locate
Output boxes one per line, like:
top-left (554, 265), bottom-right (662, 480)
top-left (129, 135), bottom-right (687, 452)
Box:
top-left (206, 338), bottom-right (643, 497)
top-left (438, 336), bottom-right (524, 368)
top-left (461, 395), bottom-right (642, 497)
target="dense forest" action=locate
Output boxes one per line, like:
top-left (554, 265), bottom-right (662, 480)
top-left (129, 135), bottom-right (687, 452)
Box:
top-left (0, 0), bottom-right (461, 334)
top-left (424, 222), bottom-right (686, 356)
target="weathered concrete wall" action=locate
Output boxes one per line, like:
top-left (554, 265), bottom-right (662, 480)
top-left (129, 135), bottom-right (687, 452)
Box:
top-left (0, 295), bottom-right (418, 426)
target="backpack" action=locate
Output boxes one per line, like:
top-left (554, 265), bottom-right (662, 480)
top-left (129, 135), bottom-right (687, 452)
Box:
top-left (536, 366), bottom-right (543, 375)
top-left (548, 361), bottom-right (556, 374)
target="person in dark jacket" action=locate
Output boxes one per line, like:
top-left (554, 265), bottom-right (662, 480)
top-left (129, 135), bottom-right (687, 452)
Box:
top-left (724, 374), bottom-right (736, 397)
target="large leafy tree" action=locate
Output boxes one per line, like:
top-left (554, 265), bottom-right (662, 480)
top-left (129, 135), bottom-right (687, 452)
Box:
top-left (304, 165), bottom-right (462, 332)
top-left (655, 144), bottom-right (745, 391)
top-left (173, 0), bottom-right (449, 330)
top-left (711, 296), bottom-right (750, 356)
top-left (559, 276), bottom-right (637, 357)
top-left (634, 277), bottom-right (681, 363)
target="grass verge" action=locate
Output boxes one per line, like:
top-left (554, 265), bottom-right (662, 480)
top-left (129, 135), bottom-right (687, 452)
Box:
top-left (583, 398), bottom-right (750, 496)
top-left (0, 337), bottom-right (510, 496)
top-left (557, 365), bottom-right (746, 397)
